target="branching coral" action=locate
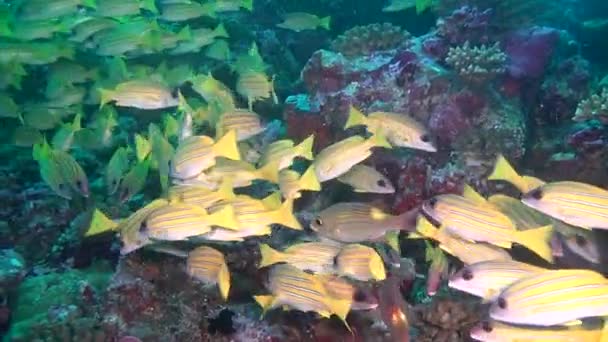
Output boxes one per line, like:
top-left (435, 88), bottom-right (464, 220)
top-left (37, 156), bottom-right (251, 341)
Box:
top-left (412, 297), bottom-right (481, 342)
top-left (573, 88), bottom-right (608, 124)
top-left (330, 23), bottom-right (411, 57)
top-left (445, 41), bottom-right (506, 83)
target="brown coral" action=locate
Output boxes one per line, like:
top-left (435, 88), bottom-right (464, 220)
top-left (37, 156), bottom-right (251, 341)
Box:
top-left (573, 88), bottom-right (608, 124)
top-left (331, 23), bottom-right (411, 57)
top-left (445, 42), bottom-right (506, 83)
top-left (412, 297), bottom-right (481, 342)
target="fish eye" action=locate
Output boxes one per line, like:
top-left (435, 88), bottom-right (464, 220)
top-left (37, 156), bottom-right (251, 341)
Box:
top-left (353, 290), bottom-right (367, 302)
top-left (428, 197), bottom-right (438, 208)
top-left (58, 183), bottom-right (65, 190)
top-left (420, 134), bottom-right (430, 143)
top-left (76, 180), bottom-right (82, 188)
top-left (497, 297), bottom-right (507, 309)
top-left (481, 321), bottom-right (493, 332)
top-left (377, 179), bottom-right (387, 187)
top-left (575, 235), bottom-right (587, 247)
top-left (139, 220), bottom-right (148, 233)
top-left (528, 188), bottom-right (543, 200)
top-left (462, 269), bottom-right (473, 281)
top-left (314, 217), bottom-right (323, 226)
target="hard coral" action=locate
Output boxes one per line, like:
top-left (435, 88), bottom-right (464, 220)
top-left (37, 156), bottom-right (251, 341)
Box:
top-left (331, 23), bottom-right (411, 57)
top-left (412, 297), bottom-right (481, 342)
top-left (436, 6), bottom-right (494, 46)
top-left (574, 88), bottom-right (608, 124)
top-left (445, 42), bottom-right (507, 84)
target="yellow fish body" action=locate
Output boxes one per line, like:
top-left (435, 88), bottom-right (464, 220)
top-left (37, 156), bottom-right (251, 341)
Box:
top-left (488, 154), bottom-right (545, 193)
top-left (470, 320), bottom-right (605, 342)
top-left (276, 12), bottom-right (331, 32)
top-left (278, 166), bottom-right (321, 199)
top-left (205, 158), bottom-right (279, 187)
top-left (187, 246), bottom-right (231, 300)
top-left (119, 199), bottom-right (170, 255)
top-left (258, 242), bottom-right (342, 273)
top-left (335, 244), bottom-right (386, 281)
top-left (216, 108), bottom-right (266, 141)
top-left (98, 80), bottom-right (178, 110)
top-left (236, 70), bottom-right (277, 110)
top-left (337, 164), bottom-right (395, 194)
top-left (167, 180), bottom-right (235, 209)
top-left (259, 135), bottom-right (314, 170)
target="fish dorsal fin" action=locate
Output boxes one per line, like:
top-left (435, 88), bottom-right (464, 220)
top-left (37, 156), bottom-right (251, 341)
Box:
top-left (462, 184), bottom-right (486, 204)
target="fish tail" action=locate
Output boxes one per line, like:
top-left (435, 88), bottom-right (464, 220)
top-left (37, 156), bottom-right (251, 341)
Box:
top-left (216, 178), bottom-right (236, 201)
top-left (213, 23), bottom-right (229, 39)
top-left (370, 132), bottom-right (392, 149)
top-left (320, 16), bottom-right (331, 31)
top-left (370, 252), bottom-right (387, 280)
top-left (272, 199), bottom-right (302, 230)
top-left (488, 154), bottom-right (526, 192)
top-left (327, 298), bottom-right (352, 332)
top-left (414, 216), bottom-right (438, 240)
top-left (258, 243), bottom-right (285, 268)
top-left (141, 0), bottom-right (158, 13)
top-left (261, 192), bottom-right (282, 210)
top-left (208, 205), bottom-right (240, 231)
top-left (256, 160), bottom-right (280, 183)
top-left (241, 0), bottom-right (254, 11)
top-left (462, 184), bottom-right (486, 204)
top-left (295, 134), bottom-right (315, 160)
top-left (176, 25), bottom-right (192, 41)
top-left (98, 88), bottom-right (114, 109)
top-left (345, 106), bottom-right (367, 129)
top-left (213, 130), bottom-right (241, 161)
top-left (298, 165), bottom-right (321, 192)
top-left (254, 295), bottom-right (275, 318)
top-left (517, 224), bottom-right (554, 263)
top-left (217, 263), bottom-right (231, 301)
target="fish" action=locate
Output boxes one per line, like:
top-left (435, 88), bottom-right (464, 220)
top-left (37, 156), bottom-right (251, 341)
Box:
top-left (422, 194), bottom-right (554, 262)
top-left (168, 179), bottom-right (235, 209)
top-left (0, 41), bottom-right (74, 65)
top-left (51, 113), bottom-right (82, 151)
top-left (313, 134), bottom-right (392, 182)
top-left (117, 159), bottom-right (150, 203)
top-left (258, 241), bottom-right (342, 273)
top-left (470, 320), bottom-right (606, 342)
top-left (92, 0), bottom-right (158, 17)
top-left (149, 123), bottom-right (175, 192)
top-left (0, 92), bottom-right (20, 118)
top-left (375, 274), bottom-right (410, 342)
top-left (99, 80), bottom-right (178, 110)
top-left (159, 1), bottom-right (215, 22)
top-left (345, 106), bottom-right (436, 152)
top-left (278, 166), bottom-right (321, 199)
top-left (170, 130), bottom-right (240, 181)
top-left (190, 72), bottom-right (236, 111)
top-left (105, 146), bottom-right (130, 195)
top-left (561, 232), bottom-right (600, 264)
top-left (17, 0), bottom-right (97, 21)
top-left (382, 0), bottom-right (415, 12)
top-left (488, 154), bottom-right (545, 193)
top-left (210, 0), bottom-right (253, 12)
top-left (233, 42), bottom-right (267, 75)
top-left (236, 70), bottom-right (277, 110)
top-left (254, 264), bottom-right (351, 326)
top-left (310, 202), bottom-right (418, 243)
top-left (317, 274), bottom-right (379, 311)
top-left (209, 196), bottom-right (302, 232)
top-left (337, 164), bottom-right (395, 194)
top-left (142, 203), bottom-right (239, 241)
top-left (171, 24), bottom-right (229, 55)
top-left (448, 260), bottom-right (546, 302)
top-left (13, 126), bottom-right (44, 147)
top-left (205, 40), bottom-right (231, 61)
top-left (187, 246), bottom-right (231, 300)
top-left (276, 13), bottom-right (331, 32)
top-left (205, 158), bottom-right (280, 188)
top-left (521, 181), bottom-right (608, 230)
top-left (335, 244), bottom-right (386, 281)
top-left (93, 20), bottom-right (161, 56)
top-left (216, 109), bottom-right (266, 142)
top-left (414, 216), bottom-right (513, 264)
top-left (50, 149), bottom-right (89, 197)
top-left (425, 242), bottom-right (449, 296)
top-left (119, 199), bottom-right (169, 255)
top-left (258, 135), bottom-right (315, 170)
top-left (8, 18), bottom-right (73, 41)
top-left (84, 209), bottom-right (120, 237)
top-left (489, 269), bottom-right (608, 326)
top-left (70, 17), bottom-right (119, 43)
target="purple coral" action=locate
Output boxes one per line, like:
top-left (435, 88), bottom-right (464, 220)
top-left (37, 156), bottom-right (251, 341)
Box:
top-left (503, 26), bottom-right (559, 80)
top-left (437, 6), bottom-right (494, 45)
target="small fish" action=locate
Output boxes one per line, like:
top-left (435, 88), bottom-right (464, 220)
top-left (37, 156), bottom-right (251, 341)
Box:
top-left (51, 112), bottom-right (82, 151)
top-left (345, 106), bottom-right (436, 152)
top-left (0, 41), bottom-right (74, 65)
top-left (105, 146), bottom-right (130, 195)
top-left (93, 0), bottom-right (157, 17)
top-left (317, 274), bottom-right (378, 311)
top-left (13, 126), bottom-right (43, 147)
top-left (258, 135), bottom-right (315, 170)
top-left (149, 123), bottom-right (175, 192)
top-left (142, 203), bottom-right (239, 241)
top-left (470, 320), bottom-right (606, 342)
top-left (8, 18), bottom-right (72, 41)
top-left (70, 17), bottom-right (119, 43)
top-left (210, 0), bottom-right (253, 12)
top-left (190, 72), bottom-right (236, 111)
top-left (99, 80), bottom-right (178, 110)
top-left (448, 260), bottom-right (546, 302)
top-left (168, 179), bottom-right (235, 209)
top-left (337, 164), bottom-right (395, 194)
top-left (382, 0), bottom-right (415, 12)
top-left (233, 42), bottom-right (267, 75)
top-left (159, 1), bottom-right (215, 22)
top-left (424, 242), bottom-right (448, 296)
top-left (206, 158), bottom-right (280, 188)
top-left (0, 92), bottom-right (19, 118)
top-left (521, 181), bottom-right (608, 230)
top-left (205, 40), bottom-right (231, 61)
top-left (51, 149), bottom-right (90, 197)
top-left (488, 154), bottom-right (545, 193)
top-left (489, 269), bottom-right (608, 326)
top-left (561, 232), bottom-right (600, 264)
top-left (335, 244), bottom-right (386, 281)
top-left (17, 0), bottom-right (97, 21)
top-left (170, 130), bottom-right (240, 181)
top-left (84, 209), bottom-right (120, 237)
top-left (236, 71), bottom-right (277, 111)
top-left (254, 264), bottom-right (351, 327)
top-left (216, 109), bottom-right (266, 141)
top-left (93, 20), bottom-right (161, 56)
top-left (209, 196), bottom-right (302, 232)
top-left (422, 194), bottom-right (554, 262)
top-left (277, 13), bottom-right (331, 32)
top-left (258, 242), bottom-right (342, 273)
top-left (120, 199), bottom-right (169, 255)
top-left (279, 166), bottom-right (321, 199)
top-left (171, 24), bottom-right (229, 55)
top-left (117, 159), bottom-right (150, 203)
top-left (310, 202), bottom-right (418, 243)
top-left (313, 134), bottom-right (392, 182)
top-left (187, 246), bottom-right (231, 300)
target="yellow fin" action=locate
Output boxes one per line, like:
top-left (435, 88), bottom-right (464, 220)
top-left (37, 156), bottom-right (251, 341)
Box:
top-left (295, 134), bottom-right (315, 160)
top-left (253, 295), bottom-right (275, 318)
top-left (213, 130), bottom-right (241, 161)
top-left (488, 154), bottom-right (527, 192)
top-left (298, 165), bottom-right (321, 192)
top-left (370, 132), bottom-right (392, 149)
top-left (256, 160), bottom-right (280, 183)
top-left (415, 216), bottom-right (438, 240)
top-left (261, 192), bottom-right (282, 210)
top-left (85, 209), bottom-right (118, 237)
top-left (516, 224), bottom-right (554, 263)
top-left (98, 88), bottom-right (114, 109)
top-left (327, 297), bottom-right (352, 333)
top-left (385, 231), bottom-right (401, 253)
top-left (345, 106), bottom-right (367, 129)
top-left (217, 263), bottom-right (231, 301)
top-left (216, 178), bottom-right (236, 201)
top-left (319, 16), bottom-right (331, 30)
top-left (258, 243), bottom-right (285, 268)
top-left (462, 184), bottom-right (486, 204)
top-left (208, 205), bottom-right (240, 231)
top-left (271, 199), bottom-right (302, 230)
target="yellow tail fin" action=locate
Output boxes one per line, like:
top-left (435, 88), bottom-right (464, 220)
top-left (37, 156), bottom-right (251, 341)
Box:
top-left (85, 209), bottom-right (119, 237)
top-left (298, 165), bottom-right (321, 192)
top-left (319, 16), bottom-right (331, 31)
top-left (254, 295), bottom-right (275, 318)
top-left (345, 106), bottom-right (367, 129)
top-left (213, 130), bottom-right (241, 161)
top-left (261, 192), bottom-right (282, 210)
top-left (213, 23), bottom-right (229, 39)
top-left (258, 243), bottom-right (285, 268)
top-left (517, 224), bottom-right (554, 263)
top-left (462, 184), bottom-right (487, 204)
top-left (208, 205), bottom-right (240, 231)
top-left (327, 298), bottom-right (352, 333)
top-left (241, 0), bottom-right (254, 11)
top-left (217, 263), bottom-right (231, 301)
top-left (370, 132), bottom-right (392, 149)
top-left (488, 155), bottom-right (526, 192)
top-left (415, 216), bottom-right (439, 240)
top-left (216, 178), bottom-right (236, 201)
top-left (98, 88), bottom-right (114, 109)
top-left (369, 251), bottom-right (387, 281)
top-left (295, 134), bottom-right (315, 160)
top-left (256, 160), bottom-right (280, 183)
top-left (141, 0), bottom-right (158, 13)
top-left (271, 199), bottom-right (302, 230)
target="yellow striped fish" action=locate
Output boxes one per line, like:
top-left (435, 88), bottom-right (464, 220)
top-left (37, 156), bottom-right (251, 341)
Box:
top-left (258, 134), bottom-right (315, 170)
top-left (489, 269), bottom-right (608, 326)
top-left (335, 244), bottom-right (386, 281)
top-left (317, 274), bottom-right (378, 311)
top-left (254, 264), bottom-right (351, 325)
top-left (337, 164), bottom-right (395, 194)
top-left (521, 181), bottom-right (608, 230)
top-left (422, 194), bottom-right (554, 262)
top-left (448, 260), bottom-right (546, 302)
top-left (313, 134), bottom-right (392, 182)
top-left (216, 108), bottom-right (266, 141)
top-left (470, 320), bottom-right (606, 342)
top-left (51, 149), bottom-right (90, 197)
top-left (414, 216), bottom-right (513, 264)
top-left (205, 158), bottom-right (280, 187)
top-left (170, 130), bottom-right (240, 180)
top-left (186, 246), bottom-right (231, 300)
top-left (119, 199), bottom-right (170, 255)
top-left (236, 70), bottom-right (277, 110)
top-left (345, 106), bottom-right (436, 152)
top-left (278, 166), bottom-right (321, 199)
top-left (190, 72), bottom-right (236, 111)
top-left (167, 179), bottom-right (235, 209)
top-left (142, 203), bottom-right (239, 241)
top-left (98, 80), bottom-right (178, 110)
top-left (311, 202), bottom-right (418, 243)
top-left (488, 154), bottom-right (545, 193)
top-left (258, 242), bottom-right (342, 273)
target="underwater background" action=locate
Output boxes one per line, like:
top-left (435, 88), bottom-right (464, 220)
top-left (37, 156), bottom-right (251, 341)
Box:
top-left (2, 0), bottom-right (608, 341)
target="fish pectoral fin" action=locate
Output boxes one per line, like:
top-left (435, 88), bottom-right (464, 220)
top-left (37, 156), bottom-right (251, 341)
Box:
top-left (462, 184), bottom-right (487, 204)
top-left (561, 320), bottom-right (583, 327)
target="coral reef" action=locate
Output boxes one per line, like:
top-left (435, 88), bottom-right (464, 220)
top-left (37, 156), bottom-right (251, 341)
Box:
top-left (445, 42), bottom-right (507, 83)
top-left (330, 23), bottom-right (411, 57)
top-left (573, 88), bottom-right (608, 124)
top-left (436, 6), bottom-right (495, 46)
top-left (412, 296), bottom-right (481, 342)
